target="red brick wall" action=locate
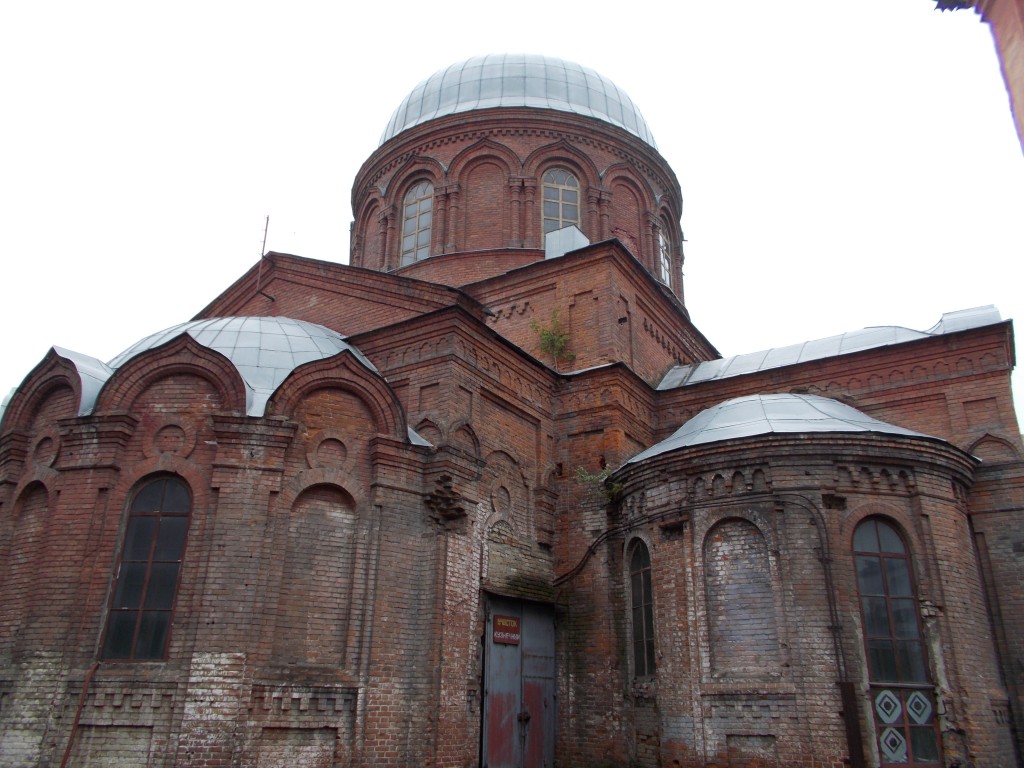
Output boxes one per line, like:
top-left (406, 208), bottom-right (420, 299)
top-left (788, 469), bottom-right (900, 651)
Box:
top-left (350, 107), bottom-right (687, 304)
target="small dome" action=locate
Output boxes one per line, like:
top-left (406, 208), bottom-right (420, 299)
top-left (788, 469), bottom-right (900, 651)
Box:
top-left (380, 54), bottom-right (657, 148)
top-left (110, 317), bottom-right (376, 416)
top-left (627, 393), bottom-right (931, 464)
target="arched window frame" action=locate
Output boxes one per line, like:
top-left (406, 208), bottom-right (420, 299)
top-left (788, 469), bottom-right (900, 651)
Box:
top-left (853, 516), bottom-right (941, 766)
top-left (101, 475), bottom-right (192, 661)
top-left (657, 223), bottom-right (672, 285)
top-left (400, 179), bottom-right (434, 266)
top-left (541, 167), bottom-right (580, 242)
top-left (627, 538), bottom-right (656, 678)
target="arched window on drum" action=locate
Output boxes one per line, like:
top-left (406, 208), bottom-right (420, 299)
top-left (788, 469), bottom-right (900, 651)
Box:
top-left (541, 168), bottom-right (579, 242)
top-left (401, 180), bottom-right (433, 266)
top-left (657, 225), bottom-right (672, 285)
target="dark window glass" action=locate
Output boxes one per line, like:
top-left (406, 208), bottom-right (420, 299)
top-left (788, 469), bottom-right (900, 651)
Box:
top-left (853, 518), bottom-right (940, 765)
top-left (629, 540), bottom-right (655, 678)
top-left (911, 727), bottom-right (940, 761)
top-left (856, 555), bottom-right (884, 595)
top-left (102, 476), bottom-right (191, 660)
top-left (885, 558), bottom-right (912, 596)
top-left (862, 596), bottom-right (891, 636)
top-left (867, 639), bottom-right (897, 681)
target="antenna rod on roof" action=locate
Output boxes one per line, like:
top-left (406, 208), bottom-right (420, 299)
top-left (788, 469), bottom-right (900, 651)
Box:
top-left (255, 215), bottom-right (275, 302)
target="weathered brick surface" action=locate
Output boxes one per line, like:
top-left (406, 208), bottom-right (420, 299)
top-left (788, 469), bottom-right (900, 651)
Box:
top-left (0, 68), bottom-right (1021, 768)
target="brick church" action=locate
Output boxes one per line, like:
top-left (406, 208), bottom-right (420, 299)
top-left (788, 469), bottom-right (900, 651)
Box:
top-left (1, 55), bottom-right (1021, 767)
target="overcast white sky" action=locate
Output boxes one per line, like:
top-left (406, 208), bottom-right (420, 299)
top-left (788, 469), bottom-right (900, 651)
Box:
top-left (2, 2), bottom-right (1023, 422)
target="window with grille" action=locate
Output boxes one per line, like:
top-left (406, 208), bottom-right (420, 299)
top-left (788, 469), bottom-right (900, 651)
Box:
top-left (102, 476), bottom-right (191, 660)
top-left (401, 180), bottom-right (433, 266)
top-left (854, 518), bottom-right (940, 765)
top-left (629, 540), bottom-right (655, 677)
top-left (542, 168), bottom-right (579, 241)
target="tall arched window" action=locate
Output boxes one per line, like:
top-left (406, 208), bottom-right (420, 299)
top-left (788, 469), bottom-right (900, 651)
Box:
top-left (542, 168), bottom-right (579, 240)
top-left (401, 180), bottom-right (433, 266)
top-left (628, 540), bottom-right (655, 677)
top-left (657, 226), bottom-right (672, 285)
top-left (854, 518), bottom-right (940, 765)
top-left (102, 476), bottom-right (191, 660)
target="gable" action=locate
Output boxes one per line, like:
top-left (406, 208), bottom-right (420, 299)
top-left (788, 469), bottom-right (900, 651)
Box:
top-left (194, 252), bottom-right (484, 336)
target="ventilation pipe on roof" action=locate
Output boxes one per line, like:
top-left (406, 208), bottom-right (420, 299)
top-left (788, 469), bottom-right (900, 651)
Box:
top-left (544, 225), bottom-right (589, 260)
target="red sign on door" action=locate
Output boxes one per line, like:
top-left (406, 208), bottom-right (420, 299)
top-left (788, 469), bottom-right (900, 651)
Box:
top-left (493, 615), bottom-right (521, 645)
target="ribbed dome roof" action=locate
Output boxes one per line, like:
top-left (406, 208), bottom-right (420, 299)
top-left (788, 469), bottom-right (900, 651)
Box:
top-left (626, 393), bottom-right (932, 465)
top-left (110, 317), bottom-right (376, 416)
top-left (380, 54), bottom-right (657, 148)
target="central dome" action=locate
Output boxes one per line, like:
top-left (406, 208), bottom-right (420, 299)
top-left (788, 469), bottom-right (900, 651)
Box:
top-left (380, 54), bottom-right (657, 148)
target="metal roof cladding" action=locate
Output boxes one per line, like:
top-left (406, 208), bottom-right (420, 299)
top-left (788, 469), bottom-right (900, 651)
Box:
top-left (379, 54), bottom-right (657, 148)
top-left (658, 307), bottom-right (1003, 390)
top-left (107, 317), bottom-right (377, 417)
top-left (625, 393), bottom-right (934, 465)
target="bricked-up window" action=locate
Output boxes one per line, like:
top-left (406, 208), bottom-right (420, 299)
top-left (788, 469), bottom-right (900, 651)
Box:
top-left (854, 518), bottom-right (941, 766)
top-left (401, 180), bottom-right (433, 266)
top-left (629, 540), bottom-right (655, 677)
top-left (705, 519), bottom-right (780, 675)
top-left (542, 168), bottom-right (579, 241)
top-left (657, 227), bottom-right (671, 285)
top-left (102, 476), bottom-right (191, 660)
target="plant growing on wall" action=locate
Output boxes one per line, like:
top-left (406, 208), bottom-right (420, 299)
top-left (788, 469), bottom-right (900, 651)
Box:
top-left (531, 309), bottom-right (575, 370)
top-left (574, 465), bottom-right (624, 503)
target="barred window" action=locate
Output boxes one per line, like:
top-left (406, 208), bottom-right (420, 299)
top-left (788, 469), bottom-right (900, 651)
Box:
top-left (102, 476), bottom-right (191, 660)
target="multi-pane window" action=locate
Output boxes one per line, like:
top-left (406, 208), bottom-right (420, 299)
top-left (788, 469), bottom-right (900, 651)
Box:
top-left (854, 518), bottom-right (941, 766)
top-left (102, 476), bottom-right (191, 660)
top-left (657, 227), bottom-right (672, 285)
top-left (401, 180), bottom-right (433, 266)
top-left (629, 540), bottom-right (655, 677)
top-left (542, 168), bottom-right (579, 240)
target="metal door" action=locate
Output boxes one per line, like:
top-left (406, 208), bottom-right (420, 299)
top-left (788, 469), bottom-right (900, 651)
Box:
top-left (482, 596), bottom-right (555, 768)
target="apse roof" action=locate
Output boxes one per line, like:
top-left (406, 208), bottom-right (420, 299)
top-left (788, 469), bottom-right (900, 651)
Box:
top-left (380, 54), bottom-right (657, 148)
top-left (54, 347), bottom-right (113, 416)
top-left (658, 306), bottom-right (1003, 390)
top-left (625, 393), bottom-right (931, 465)
top-left (107, 317), bottom-right (376, 416)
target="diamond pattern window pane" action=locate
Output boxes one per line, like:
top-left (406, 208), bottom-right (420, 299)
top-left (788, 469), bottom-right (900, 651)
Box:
top-left (880, 727), bottom-right (909, 762)
top-left (906, 691), bottom-right (933, 725)
top-left (857, 519), bottom-right (942, 764)
top-left (875, 689), bottom-right (903, 724)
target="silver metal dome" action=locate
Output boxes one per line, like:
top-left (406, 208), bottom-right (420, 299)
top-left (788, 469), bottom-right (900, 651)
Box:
top-left (626, 393), bottom-right (931, 464)
top-left (380, 54), bottom-right (657, 148)
top-left (109, 317), bottom-right (377, 416)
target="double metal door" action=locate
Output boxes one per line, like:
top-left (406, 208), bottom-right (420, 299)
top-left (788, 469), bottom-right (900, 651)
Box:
top-left (482, 596), bottom-right (555, 768)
